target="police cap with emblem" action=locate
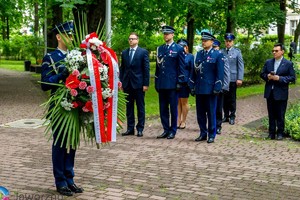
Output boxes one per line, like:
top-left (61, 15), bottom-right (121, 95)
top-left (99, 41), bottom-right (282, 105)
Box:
top-left (161, 25), bottom-right (175, 34)
top-left (177, 39), bottom-right (189, 47)
top-left (52, 21), bottom-right (74, 35)
top-left (201, 32), bottom-right (215, 40)
top-left (224, 33), bottom-right (235, 40)
top-left (213, 39), bottom-right (221, 47)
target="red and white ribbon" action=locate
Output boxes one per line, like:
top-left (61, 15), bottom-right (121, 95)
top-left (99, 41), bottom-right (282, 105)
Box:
top-left (86, 48), bottom-right (105, 143)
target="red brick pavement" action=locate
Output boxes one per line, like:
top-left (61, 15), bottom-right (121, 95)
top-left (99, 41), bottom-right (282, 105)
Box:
top-left (1, 68), bottom-right (300, 200)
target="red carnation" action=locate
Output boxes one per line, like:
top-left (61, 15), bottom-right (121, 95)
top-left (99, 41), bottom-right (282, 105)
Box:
top-left (80, 43), bottom-right (87, 49)
top-left (72, 101), bottom-right (79, 108)
top-left (84, 101), bottom-right (93, 112)
top-left (81, 74), bottom-right (90, 79)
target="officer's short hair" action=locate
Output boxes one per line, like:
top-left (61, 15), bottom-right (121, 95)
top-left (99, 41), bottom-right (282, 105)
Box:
top-left (274, 43), bottom-right (285, 51)
top-left (129, 32), bottom-right (139, 38)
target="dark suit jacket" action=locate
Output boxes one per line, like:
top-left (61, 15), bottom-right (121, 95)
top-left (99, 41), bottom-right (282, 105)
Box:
top-left (120, 47), bottom-right (150, 89)
top-left (260, 57), bottom-right (295, 101)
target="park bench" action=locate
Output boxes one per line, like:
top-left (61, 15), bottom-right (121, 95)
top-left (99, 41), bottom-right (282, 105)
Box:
top-left (30, 64), bottom-right (42, 73)
top-left (24, 60), bottom-right (42, 73)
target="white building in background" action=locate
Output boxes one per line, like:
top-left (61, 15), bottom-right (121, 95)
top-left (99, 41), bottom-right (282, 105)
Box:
top-left (268, 0), bottom-right (300, 36)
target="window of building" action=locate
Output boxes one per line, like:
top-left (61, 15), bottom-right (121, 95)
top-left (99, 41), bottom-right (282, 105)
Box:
top-left (290, 20), bottom-right (298, 35)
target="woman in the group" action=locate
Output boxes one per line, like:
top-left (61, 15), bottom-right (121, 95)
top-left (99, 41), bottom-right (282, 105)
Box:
top-left (177, 39), bottom-right (194, 129)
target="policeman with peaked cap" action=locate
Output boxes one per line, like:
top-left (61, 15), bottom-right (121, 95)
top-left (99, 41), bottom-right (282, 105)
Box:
top-left (176, 39), bottom-right (194, 129)
top-left (190, 32), bottom-right (224, 143)
top-left (155, 25), bottom-right (185, 140)
top-left (221, 33), bottom-right (244, 125)
top-left (41, 21), bottom-right (84, 196)
top-left (212, 39), bottom-right (221, 48)
top-left (213, 39), bottom-right (230, 134)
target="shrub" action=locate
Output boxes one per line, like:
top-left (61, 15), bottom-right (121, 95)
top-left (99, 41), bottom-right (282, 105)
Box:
top-left (285, 102), bottom-right (300, 140)
top-left (23, 35), bottom-right (44, 64)
top-left (2, 39), bottom-right (12, 58)
top-left (238, 41), bottom-right (274, 84)
top-left (0, 35), bottom-right (44, 62)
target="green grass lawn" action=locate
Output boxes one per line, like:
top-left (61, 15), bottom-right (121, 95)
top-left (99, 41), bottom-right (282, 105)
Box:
top-left (1, 59), bottom-right (299, 118)
top-left (0, 60), bottom-right (25, 71)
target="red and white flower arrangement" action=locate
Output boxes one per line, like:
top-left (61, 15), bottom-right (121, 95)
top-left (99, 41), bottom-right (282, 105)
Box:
top-left (42, 31), bottom-right (127, 151)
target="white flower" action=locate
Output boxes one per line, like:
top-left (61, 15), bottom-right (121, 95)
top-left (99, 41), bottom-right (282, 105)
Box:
top-left (65, 49), bottom-right (84, 71)
top-left (102, 88), bottom-right (113, 99)
top-left (60, 98), bottom-right (74, 111)
top-left (99, 65), bottom-right (109, 81)
top-left (89, 38), bottom-right (103, 47)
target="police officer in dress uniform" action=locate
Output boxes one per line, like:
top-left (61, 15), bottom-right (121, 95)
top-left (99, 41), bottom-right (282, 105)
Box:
top-left (221, 33), bottom-right (244, 125)
top-left (191, 32), bottom-right (224, 143)
top-left (176, 39), bottom-right (194, 129)
top-left (155, 25), bottom-right (185, 140)
top-left (213, 39), bottom-right (230, 134)
top-left (41, 21), bottom-right (83, 196)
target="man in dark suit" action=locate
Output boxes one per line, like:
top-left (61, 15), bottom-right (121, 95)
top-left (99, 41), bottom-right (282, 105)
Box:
top-left (155, 25), bottom-right (185, 139)
top-left (120, 32), bottom-right (150, 137)
top-left (41, 22), bottom-right (83, 196)
top-left (190, 32), bottom-right (224, 143)
top-left (260, 43), bottom-right (296, 140)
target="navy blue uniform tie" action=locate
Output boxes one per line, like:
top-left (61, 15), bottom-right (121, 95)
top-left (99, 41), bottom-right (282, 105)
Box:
top-left (129, 48), bottom-right (134, 64)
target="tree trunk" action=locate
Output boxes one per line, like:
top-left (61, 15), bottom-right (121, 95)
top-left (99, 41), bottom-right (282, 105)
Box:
top-left (46, 4), bottom-right (63, 50)
top-left (226, 0), bottom-right (235, 33)
top-left (2, 16), bottom-right (6, 40)
top-left (6, 17), bottom-right (9, 40)
top-left (34, 2), bottom-right (39, 36)
top-left (277, 0), bottom-right (286, 44)
top-left (294, 21), bottom-right (300, 53)
top-left (169, 17), bottom-right (175, 27)
top-left (73, 0), bottom-right (106, 38)
top-left (187, 8), bottom-right (195, 54)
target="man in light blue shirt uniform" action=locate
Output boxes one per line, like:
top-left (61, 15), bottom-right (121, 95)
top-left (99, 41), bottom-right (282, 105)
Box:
top-left (221, 33), bottom-right (244, 125)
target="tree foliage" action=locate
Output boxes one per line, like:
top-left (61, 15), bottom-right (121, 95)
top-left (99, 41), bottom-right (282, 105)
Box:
top-left (0, 0), bottom-right (293, 60)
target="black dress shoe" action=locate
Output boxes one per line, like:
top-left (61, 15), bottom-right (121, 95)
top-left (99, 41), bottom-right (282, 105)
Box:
top-left (122, 130), bottom-right (134, 136)
top-left (157, 132), bottom-right (169, 139)
top-left (229, 118), bottom-right (235, 125)
top-left (137, 131), bottom-right (143, 137)
top-left (277, 134), bottom-right (283, 140)
top-left (167, 133), bottom-right (175, 139)
top-left (68, 184), bottom-right (84, 193)
top-left (222, 117), bottom-right (229, 123)
top-left (207, 138), bottom-right (215, 143)
top-left (265, 134), bottom-right (275, 140)
top-left (195, 135), bottom-right (207, 142)
top-left (57, 186), bottom-right (73, 196)
top-left (216, 127), bottom-right (222, 134)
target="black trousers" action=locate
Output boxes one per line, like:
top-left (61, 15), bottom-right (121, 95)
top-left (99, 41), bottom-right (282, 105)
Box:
top-left (124, 83), bottom-right (145, 132)
top-left (216, 92), bottom-right (224, 129)
top-left (223, 82), bottom-right (237, 119)
top-left (267, 91), bottom-right (287, 136)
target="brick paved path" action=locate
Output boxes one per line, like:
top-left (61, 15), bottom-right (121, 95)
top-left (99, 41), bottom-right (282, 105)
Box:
top-left (1, 68), bottom-right (300, 200)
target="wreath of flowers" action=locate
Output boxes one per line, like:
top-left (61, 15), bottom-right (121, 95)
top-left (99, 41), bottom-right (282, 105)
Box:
top-left (42, 31), bottom-right (127, 151)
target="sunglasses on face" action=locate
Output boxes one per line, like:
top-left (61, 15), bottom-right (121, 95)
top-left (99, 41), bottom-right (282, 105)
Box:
top-left (272, 50), bottom-right (280, 53)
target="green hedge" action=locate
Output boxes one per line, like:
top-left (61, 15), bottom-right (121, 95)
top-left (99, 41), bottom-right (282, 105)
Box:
top-left (238, 41), bottom-right (274, 84)
top-left (285, 102), bottom-right (300, 140)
